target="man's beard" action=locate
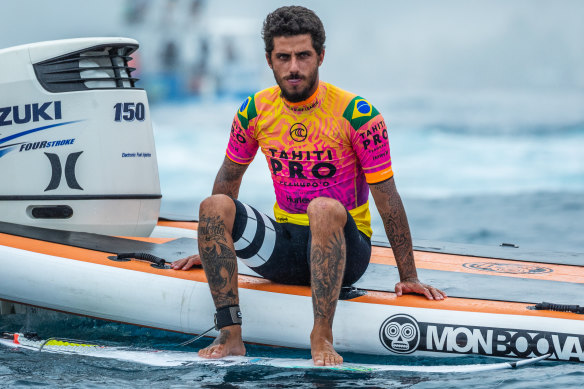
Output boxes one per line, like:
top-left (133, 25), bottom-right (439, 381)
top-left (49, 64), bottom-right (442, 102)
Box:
top-left (275, 68), bottom-right (319, 103)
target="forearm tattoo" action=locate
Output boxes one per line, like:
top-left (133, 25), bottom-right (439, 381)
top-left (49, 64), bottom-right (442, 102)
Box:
top-left (372, 180), bottom-right (418, 281)
top-left (198, 214), bottom-right (238, 307)
top-left (212, 158), bottom-right (246, 199)
top-left (310, 230), bottom-right (346, 326)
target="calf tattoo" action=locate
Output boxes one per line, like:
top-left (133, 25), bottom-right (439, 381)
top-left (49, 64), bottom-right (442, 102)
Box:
top-left (310, 230), bottom-right (346, 327)
top-left (199, 215), bottom-right (228, 243)
top-left (198, 214), bottom-right (238, 307)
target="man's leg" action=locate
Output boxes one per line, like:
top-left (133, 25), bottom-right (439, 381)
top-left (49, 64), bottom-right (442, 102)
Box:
top-left (306, 197), bottom-right (347, 366)
top-left (197, 194), bottom-right (245, 358)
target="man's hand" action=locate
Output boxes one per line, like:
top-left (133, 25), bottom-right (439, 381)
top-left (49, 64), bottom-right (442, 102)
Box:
top-left (395, 278), bottom-right (447, 300)
top-left (171, 255), bottom-right (202, 270)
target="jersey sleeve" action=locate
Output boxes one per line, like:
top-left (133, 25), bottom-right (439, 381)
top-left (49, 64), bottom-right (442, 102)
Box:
top-left (226, 95), bottom-right (259, 165)
top-left (343, 97), bottom-right (393, 184)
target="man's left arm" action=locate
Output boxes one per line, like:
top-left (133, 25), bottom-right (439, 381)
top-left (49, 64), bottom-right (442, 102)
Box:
top-left (369, 177), bottom-right (446, 300)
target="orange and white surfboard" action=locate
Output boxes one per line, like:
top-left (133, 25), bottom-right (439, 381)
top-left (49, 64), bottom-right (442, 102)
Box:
top-left (0, 219), bottom-right (582, 363)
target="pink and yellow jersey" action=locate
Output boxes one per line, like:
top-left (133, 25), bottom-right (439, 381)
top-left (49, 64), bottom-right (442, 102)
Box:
top-left (226, 81), bottom-right (393, 237)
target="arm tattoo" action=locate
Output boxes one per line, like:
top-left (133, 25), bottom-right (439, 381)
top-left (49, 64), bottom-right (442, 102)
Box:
top-left (310, 231), bottom-right (346, 326)
top-left (371, 179), bottom-right (418, 281)
top-left (212, 157), bottom-right (248, 199)
top-left (198, 214), bottom-right (238, 307)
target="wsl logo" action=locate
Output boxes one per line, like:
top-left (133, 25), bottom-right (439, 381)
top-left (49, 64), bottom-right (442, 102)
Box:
top-left (379, 314), bottom-right (421, 354)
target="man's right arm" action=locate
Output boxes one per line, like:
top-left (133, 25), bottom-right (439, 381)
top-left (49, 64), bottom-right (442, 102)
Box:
top-left (171, 156), bottom-right (249, 271)
top-left (212, 156), bottom-right (250, 199)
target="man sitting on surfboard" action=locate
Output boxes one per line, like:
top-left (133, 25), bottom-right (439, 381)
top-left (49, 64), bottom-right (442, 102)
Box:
top-left (172, 5), bottom-right (447, 366)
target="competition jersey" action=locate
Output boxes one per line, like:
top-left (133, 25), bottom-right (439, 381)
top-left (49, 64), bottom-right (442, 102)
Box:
top-left (226, 81), bottom-right (393, 237)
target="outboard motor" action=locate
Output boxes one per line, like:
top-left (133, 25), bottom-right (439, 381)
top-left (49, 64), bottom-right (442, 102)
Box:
top-left (0, 38), bottom-right (160, 236)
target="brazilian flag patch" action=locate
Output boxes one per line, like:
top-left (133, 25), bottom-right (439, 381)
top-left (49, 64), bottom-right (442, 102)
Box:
top-left (237, 95), bottom-right (258, 129)
top-left (343, 96), bottom-right (379, 130)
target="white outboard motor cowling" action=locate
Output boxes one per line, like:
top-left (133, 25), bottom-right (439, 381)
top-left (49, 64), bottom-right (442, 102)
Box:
top-left (0, 38), bottom-right (161, 236)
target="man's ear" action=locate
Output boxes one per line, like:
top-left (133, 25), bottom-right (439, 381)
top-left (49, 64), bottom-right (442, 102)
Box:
top-left (266, 52), bottom-right (273, 69)
top-left (318, 49), bottom-right (325, 66)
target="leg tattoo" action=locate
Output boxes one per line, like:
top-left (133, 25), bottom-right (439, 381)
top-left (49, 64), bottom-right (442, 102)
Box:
top-left (198, 214), bottom-right (238, 308)
top-left (310, 230), bottom-right (346, 327)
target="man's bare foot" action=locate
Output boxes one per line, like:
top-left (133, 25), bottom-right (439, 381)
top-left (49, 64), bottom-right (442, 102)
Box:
top-left (198, 325), bottom-right (246, 359)
top-left (310, 328), bottom-right (343, 366)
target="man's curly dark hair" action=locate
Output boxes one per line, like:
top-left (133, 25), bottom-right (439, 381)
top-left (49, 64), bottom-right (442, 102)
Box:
top-left (262, 6), bottom-right (326, 57)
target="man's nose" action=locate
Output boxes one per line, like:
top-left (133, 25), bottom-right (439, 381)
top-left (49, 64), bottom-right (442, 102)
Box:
top-left (289, 56), bottom-right (300, 73)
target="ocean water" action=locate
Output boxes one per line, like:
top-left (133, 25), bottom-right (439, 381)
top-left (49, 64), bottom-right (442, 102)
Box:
top-left (154, 91), bottom-right (584, 252)
top-left (1, 91), bottom-right (583, 387)
top-left (1, 308), bottom-right (583, 388)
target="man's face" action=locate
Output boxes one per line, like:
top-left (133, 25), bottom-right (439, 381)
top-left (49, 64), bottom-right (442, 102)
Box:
top-left (267, 34), bottom-right (324, 103)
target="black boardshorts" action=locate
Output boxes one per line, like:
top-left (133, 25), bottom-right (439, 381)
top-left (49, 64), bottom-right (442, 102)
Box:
top-left (231, 199), bottom-right (372, 287)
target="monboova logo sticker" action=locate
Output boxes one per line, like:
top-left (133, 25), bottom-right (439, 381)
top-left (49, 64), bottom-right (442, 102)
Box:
top-left (379, 315), bottom-right (584, 362)
top-left (463, 262), bottom-right (553, 275)
top-left (379, 314), bottom-right (420, 354)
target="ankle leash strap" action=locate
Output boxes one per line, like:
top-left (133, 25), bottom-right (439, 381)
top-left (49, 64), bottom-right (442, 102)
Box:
top-left (215, 305), bottom-right (242, 330)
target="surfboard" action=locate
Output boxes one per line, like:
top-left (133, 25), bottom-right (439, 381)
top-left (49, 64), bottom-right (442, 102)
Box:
top-left (1, 219), bottom-right (583, 363)
top-left (0, 333), bottom-right (550, 373)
